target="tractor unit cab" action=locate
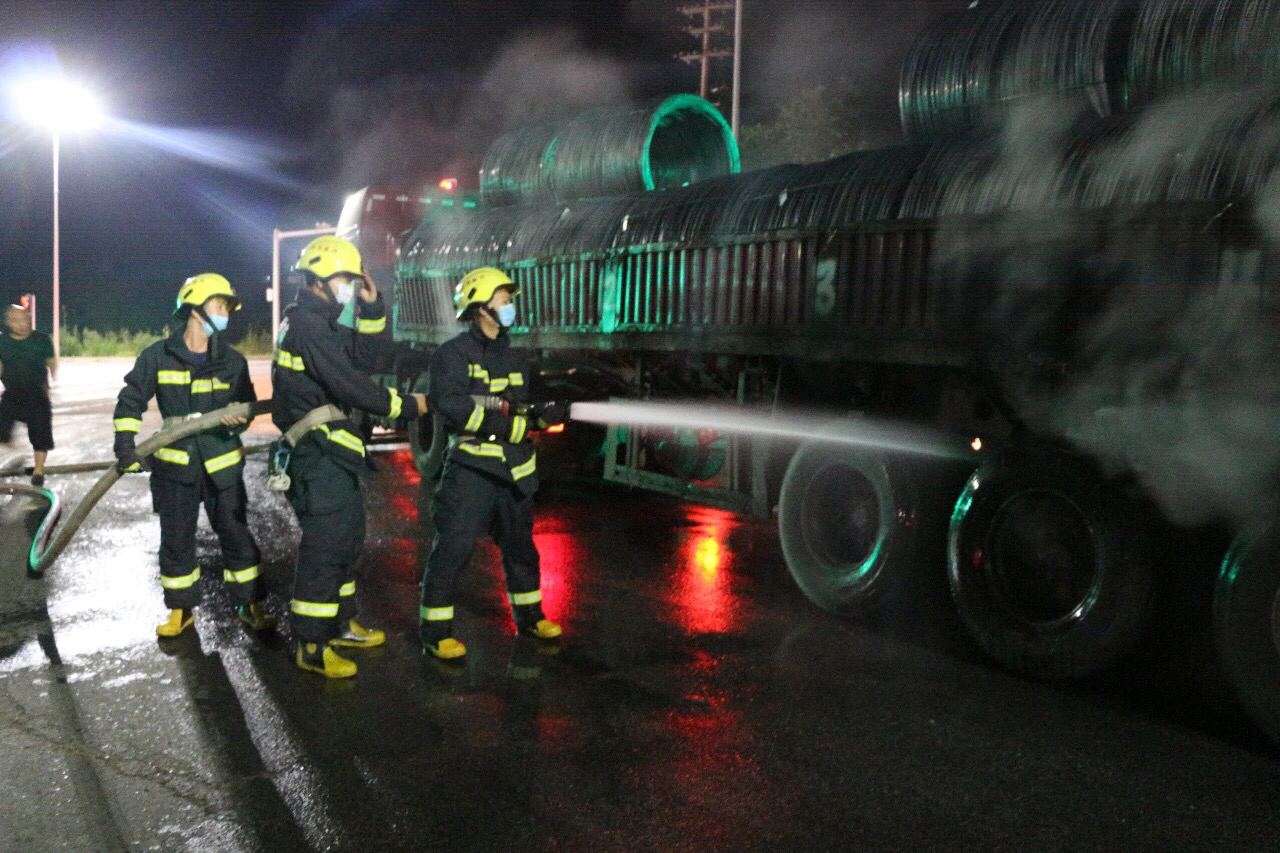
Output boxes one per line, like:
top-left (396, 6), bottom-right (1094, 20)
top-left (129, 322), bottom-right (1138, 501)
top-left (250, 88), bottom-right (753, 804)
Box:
top-left (336, 183), bottom-right (478, 292)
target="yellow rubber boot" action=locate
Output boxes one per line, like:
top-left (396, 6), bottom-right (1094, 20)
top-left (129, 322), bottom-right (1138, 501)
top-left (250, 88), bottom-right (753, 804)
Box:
top-left (237, 602), bottom-right (276, 632)
top-left (295, 643), bottom-right (357, 679)
top-left (524, 619), bottom-right (562, 640)
top-left (330, 619), bottom-right (385, 649)
top-left (156, 608), bottom-right (194, 638)
top-left (423, 638), bottom-right (467, 660)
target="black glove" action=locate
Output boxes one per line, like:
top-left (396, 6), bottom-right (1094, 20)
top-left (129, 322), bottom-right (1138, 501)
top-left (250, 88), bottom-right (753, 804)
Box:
top-left (528, 400), bottom-right (569, 428)
top-left (115, 445), bottom-right (150, 473)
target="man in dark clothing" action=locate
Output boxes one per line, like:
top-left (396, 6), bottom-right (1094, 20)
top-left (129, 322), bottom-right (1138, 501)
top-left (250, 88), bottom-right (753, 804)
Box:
top-left (273, 235), bottom-right (426, 678)
top-left (0, 304), bottom-right (56, 486)
top-left (419, 266), bottom-right (565, 660)
top-left (113, 274), bottom-right (270, 638)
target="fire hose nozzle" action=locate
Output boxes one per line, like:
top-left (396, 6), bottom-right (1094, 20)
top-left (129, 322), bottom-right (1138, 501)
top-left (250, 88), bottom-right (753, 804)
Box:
top-left (471, 394), bottom-right (511, 416)
top-left (469, 395), bottom-right (570, 427)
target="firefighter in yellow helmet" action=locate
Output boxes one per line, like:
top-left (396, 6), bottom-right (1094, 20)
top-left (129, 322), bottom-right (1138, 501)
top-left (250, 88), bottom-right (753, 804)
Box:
top-left (112, 274), bottom-right (271, 637)
top-left (272, 235), bottom-right (427, 678)
top-left (418, 266), bottom-right (566, 660)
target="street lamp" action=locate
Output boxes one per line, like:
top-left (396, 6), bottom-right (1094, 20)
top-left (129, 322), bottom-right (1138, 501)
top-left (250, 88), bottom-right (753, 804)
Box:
top-left (13, 76), bottom-right (102, 358)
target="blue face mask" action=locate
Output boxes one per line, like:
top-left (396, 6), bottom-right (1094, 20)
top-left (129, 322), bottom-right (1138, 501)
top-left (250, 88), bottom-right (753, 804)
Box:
top-left (496, 303), bottom-right (516, 328)
top-left (201, 314), bottom-right (229, 336)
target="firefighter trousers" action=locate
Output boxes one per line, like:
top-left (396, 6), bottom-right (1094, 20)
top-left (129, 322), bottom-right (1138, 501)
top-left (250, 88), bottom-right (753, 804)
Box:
top-left (286, 450), bottom-right (365, 643)
top-left (419, 462), bottom-right (545, 644)
top-left (152, 474), bottom-right (263, 610)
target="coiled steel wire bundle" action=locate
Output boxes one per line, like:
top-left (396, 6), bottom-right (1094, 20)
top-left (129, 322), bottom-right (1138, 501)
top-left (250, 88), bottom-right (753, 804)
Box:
top-left (722, 148), bottom-right (928, 232)
top-left (407, 144), bottom-right (934, 280)
top-left (898, 132), bottom-right (1075, 219)
top-left (899, 3), bottom-right (1019, 142)
top-left (475, 125), bottom-right (560, 207)
top-left (1076, 87), bottom-right (1280, 206)
top-left (608, 173), bottom-right (742, 245)
top-left (899, 0), bottom-right (1126, 142)
top-left (1123, 0), bottom-right (1280, 110)
top-left (479, 94), bottom-right (739, 206)
top-left (895, 86), bottom-right (1280, 217)
top-left (404, 198), bottom-right (636, 273)
top-left (898, 0), bottom-right (1280, 144)
top-left (610, 147), bottom-right (922, 240)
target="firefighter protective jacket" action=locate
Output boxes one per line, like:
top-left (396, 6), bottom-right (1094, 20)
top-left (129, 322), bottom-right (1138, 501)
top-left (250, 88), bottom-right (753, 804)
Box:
top-left (113, 330), bottom-right (255, 489)
top-left (271, 288), bottom-right (419, 473)
top-left (428, 326), bottom-right (538, 497)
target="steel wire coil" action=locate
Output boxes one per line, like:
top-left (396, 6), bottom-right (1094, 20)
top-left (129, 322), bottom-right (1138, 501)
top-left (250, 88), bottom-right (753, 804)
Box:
top-left (407, 145), bottom-right (929, 279)
top-left (479, 94), bottom-right (740, 206)
top-left (410, 82), bottom-right (1280, 276)
top-left (900, 0), bottom-right (1127, 142)
top-left (720, 148), bottom-right (928, 232)
top-left (896, 1), bottom-right (1280, 142)
top-left (1076, 87), bottom-right (1280, 206)
top-left (898, 85), bottom-right (1280, 216)
top-left (1124, 0), bottom-right (1280, 110)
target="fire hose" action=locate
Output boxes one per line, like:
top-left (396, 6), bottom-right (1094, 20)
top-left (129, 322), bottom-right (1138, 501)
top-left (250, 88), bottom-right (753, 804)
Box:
top-left (3, 394), bottom-right (567, 578)
top-left (1, 400), bottom-right (271, 578)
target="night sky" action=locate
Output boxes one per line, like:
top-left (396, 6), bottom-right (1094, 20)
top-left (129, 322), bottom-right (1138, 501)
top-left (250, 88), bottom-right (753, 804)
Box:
top-left (0, 0), bottom-right (964, 334)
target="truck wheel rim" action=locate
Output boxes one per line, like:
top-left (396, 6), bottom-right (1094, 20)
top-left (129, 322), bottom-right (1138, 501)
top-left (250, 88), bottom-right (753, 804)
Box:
top-left (801, 462), bottom-right (883, 576)
top-left (987, 488), bottom-right (1099, 626)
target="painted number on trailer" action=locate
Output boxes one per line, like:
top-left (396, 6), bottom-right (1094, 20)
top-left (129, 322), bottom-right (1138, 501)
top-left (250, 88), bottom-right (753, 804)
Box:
top-left (814, 258), bottom-right (837, 319)
top-left (601, 263), bottom-right (621, 334)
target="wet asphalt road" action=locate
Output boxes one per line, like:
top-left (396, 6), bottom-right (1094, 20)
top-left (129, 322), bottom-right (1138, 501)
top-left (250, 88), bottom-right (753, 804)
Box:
top-left (2, 360), bottom-right (1280, 852)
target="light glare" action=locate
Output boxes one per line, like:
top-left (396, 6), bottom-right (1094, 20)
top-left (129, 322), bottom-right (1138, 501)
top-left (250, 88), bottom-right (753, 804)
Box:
top-left (14, 77), bottom-right (102, 132)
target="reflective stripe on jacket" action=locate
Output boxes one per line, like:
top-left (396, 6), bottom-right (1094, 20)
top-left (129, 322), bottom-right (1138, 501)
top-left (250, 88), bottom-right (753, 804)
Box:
top-left (270, 289), bottom-right (419, 474)
top-left (428, 327), bottom-right (538, 496)
top-left (112, 331), bottom-right (255, 488)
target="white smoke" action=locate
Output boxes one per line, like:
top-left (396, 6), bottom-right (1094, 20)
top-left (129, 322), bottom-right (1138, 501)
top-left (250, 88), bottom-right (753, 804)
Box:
top-left (963, 87), bottom-right (1280, 528)
top-left (283, 27), bottom-right (631, 224)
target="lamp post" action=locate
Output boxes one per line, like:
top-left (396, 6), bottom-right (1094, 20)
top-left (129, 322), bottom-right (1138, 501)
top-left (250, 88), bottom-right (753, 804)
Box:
top-left (13, 77), bottom-right (102, 359)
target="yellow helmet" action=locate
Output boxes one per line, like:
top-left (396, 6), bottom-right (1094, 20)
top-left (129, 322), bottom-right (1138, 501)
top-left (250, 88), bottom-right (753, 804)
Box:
top-left (454, 266), bottom-right (518, 319)
top-left (294, 235), bottom-right (362, 281)
top-left (175, 273), bottom-right (240, 314)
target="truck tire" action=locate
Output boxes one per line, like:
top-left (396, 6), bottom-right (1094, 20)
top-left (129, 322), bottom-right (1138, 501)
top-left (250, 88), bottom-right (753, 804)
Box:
top-left (1214, 526), bottom-right (1280, 744)
top-left (778, 435), bottom-right (918, 613)
top-left (409, 412), bottom-right (446, 481)
top-left (948, 450), bottom-right (1154, 680)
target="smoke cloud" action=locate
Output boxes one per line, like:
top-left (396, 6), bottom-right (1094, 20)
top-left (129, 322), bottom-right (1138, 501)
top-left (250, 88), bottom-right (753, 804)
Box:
top-left (745, 1), bottom-right (968, 147)
top-left (284, 25), bottom-right (633, 224)
top-left (959, 86), bottom-right (1280, 528)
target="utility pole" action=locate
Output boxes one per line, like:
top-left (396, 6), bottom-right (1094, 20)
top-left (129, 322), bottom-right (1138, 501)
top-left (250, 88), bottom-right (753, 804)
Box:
top-left (731, 0), bottom-right (742, 138)
top-left (677, 3), bottom-right (733, 102)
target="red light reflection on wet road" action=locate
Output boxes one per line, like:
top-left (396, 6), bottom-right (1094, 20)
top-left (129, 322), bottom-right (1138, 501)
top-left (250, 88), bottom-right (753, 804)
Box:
top-left (532, 506), bottom-right (587, 625)
top-left (382, 451), bottom-right (421, 523)
top-left (379, 537), bottom-right (420, 584)
top-left (670, 506), bottom-right (740, 636)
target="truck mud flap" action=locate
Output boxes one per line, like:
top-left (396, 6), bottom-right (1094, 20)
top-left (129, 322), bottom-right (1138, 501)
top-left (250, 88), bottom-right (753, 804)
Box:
top-left (947, 449), bottom-right (1154, 680)
top-left (1214, 525), bottom-right (1280, 745)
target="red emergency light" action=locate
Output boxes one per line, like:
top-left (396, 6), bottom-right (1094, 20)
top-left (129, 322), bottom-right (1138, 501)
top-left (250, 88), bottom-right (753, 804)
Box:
top-left (545, 423), bottom-right (566, 434)
top-left (438, 178), bottom-right (458, 192)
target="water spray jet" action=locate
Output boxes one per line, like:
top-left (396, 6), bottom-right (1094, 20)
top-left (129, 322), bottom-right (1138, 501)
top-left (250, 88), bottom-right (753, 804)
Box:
top-left (568, 400), bottom-right (987, 463)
